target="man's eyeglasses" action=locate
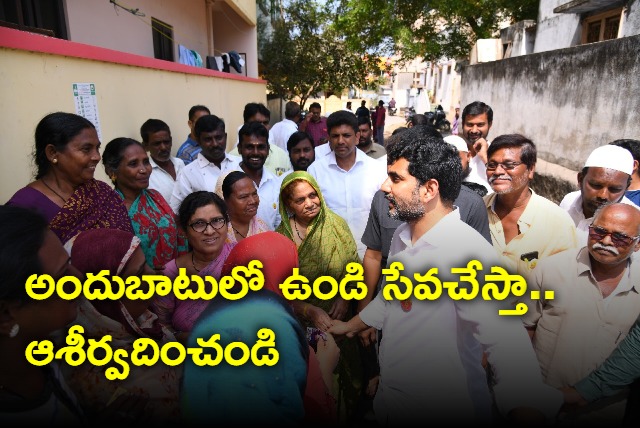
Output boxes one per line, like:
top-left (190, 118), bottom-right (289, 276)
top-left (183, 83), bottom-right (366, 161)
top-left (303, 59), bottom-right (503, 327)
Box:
top-left (189, 217), bottom-right (226, 233)
top-left (485, 161), bottom-right (523, 171)
top-left (588, 225), bottom-right (640, 247)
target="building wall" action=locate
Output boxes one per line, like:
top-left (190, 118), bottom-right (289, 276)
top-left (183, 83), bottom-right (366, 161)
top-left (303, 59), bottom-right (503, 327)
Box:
top-left (0, 27), bottom-right (266, 202)
top-left (625, 0), bottom-right (640, 36)
top-left (66, 0), bottom-right (209, 61)
top-left (212, 2), bottom-right (259, 80)
top-left (534, 0), bottom-right (582, 53)
top-left (461, 34), bottom-right (640, 172)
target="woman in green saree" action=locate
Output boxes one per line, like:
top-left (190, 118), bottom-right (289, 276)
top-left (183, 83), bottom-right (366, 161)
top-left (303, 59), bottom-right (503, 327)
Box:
top-left (276, 171), bottom-right (362, 422)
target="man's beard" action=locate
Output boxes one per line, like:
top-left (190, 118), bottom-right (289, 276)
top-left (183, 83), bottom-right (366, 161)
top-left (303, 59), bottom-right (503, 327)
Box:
top-left (386, 187), bottom-right (425, 222)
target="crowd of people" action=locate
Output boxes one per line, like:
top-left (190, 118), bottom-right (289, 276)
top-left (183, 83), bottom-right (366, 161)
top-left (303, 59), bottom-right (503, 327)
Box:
top-left (2, 99), bottom-right (640, 426)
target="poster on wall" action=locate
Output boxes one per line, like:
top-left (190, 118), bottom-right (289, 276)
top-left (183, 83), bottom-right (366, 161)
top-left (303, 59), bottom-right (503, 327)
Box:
top-left (72, 83), bottom-right (102, 140)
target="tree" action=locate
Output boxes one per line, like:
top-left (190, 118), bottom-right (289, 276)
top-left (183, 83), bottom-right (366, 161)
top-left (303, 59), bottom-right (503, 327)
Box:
top-left (330, 0), bottom-right (540, 62)
top-left (259, 0), bottom-right (382, 108)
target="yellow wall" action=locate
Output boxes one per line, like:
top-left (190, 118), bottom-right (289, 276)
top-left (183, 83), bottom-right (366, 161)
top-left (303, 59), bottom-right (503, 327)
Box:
top-left (224, 0), bottom-right (257, 26)
top-left (0, 47), bottom-right (266, 202)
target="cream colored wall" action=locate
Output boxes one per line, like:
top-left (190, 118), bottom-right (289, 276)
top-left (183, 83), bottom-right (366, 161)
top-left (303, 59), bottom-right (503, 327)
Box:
top-left (0, 48), bottom-right (266, 202)
top-left (224, 0), bottom-right (257, 26)
top-left (66, 0), bottom-right (209, 59)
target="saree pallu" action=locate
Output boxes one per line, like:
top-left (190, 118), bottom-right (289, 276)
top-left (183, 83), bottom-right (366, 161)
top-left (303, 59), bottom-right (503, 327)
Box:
top-left (225, 215), bottom-right (271, 245)
top-left (48, 179), bottom-right (133, 244)
top-left (123, 188), bottom-right (188, 270)
top-left (275, 171), bottom-right (362, 422)
top-left (152, 242), bottom-right (235, 333)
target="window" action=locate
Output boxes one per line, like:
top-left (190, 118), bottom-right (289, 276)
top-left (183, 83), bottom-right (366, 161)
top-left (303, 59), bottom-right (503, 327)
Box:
top-left (581, 8), bottom-right (623, 44)
top-left (152, 17), bottom-right (174, 62)
top-left (0, 0), bottom-right (67, 38)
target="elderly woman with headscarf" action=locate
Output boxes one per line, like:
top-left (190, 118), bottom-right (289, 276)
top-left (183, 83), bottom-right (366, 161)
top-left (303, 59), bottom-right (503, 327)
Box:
top-left (275, 171), bottom-right (362, 422)
top-left (64, 228), bottom-right (181, 423)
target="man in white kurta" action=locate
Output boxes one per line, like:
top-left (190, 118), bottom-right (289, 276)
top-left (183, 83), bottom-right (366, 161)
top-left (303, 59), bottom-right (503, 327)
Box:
top-left (330, 126), bottom-right (560, 424)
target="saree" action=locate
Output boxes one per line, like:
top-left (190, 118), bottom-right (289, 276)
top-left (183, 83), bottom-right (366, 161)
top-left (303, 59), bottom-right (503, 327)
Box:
top-left (65, 228), bottom-right (181, 421)
top-left (225, 215), bottom-right (271, 245)
top-left (152, 242), bottom-right (235, 332)
top-left (6, 179), bottom-right (132, 244)
top-left (275, 171), bottom-right (362, 421)
top-left (119, 188), bottom-right (188, 270)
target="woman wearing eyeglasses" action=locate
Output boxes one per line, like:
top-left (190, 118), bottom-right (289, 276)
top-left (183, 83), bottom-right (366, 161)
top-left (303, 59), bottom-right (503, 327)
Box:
top-left (151, 191), bottom-right (234, 342)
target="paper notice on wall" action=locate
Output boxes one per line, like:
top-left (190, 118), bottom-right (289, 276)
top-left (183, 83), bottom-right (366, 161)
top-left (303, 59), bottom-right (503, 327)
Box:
top-left (72, 83), bottom-right (102, 140)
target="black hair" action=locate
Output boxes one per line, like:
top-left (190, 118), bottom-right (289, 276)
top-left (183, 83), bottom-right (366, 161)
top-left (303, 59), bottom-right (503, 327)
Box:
top-left (610, 139), bottom-right (640, 177)
top-left (486, 134), bottom-right (537, 169)
top-left (357, 116), bottom-right (372, 128)
top-left (178, 191), bottom-right (229, 231)
top-left (284, 102), bottom-right (301, 120)
top-left (194, 115), bottom-right (225, 139)
top-left (461, 101), bottom-right (493, 123)
top-left (410, 114), bottom-right (430, 127)
top-left (309, 102), bottom-right (321, 110)
top-left (238, 121), bottom-right (270, 147)
top-left (102, 137), bottom-right (143, 177)
top-left (387, 125), bottom-right (461, 206)
top-left (140, 119), bottom-right (171, 143)
top-left (286, 131), bottom-right (314, 153)
top-left (222, 171), bottom-right (251, 199)
top-left (243, 103), bottom-right (271, 123)
top-left (0, 206), bottom-right (49, 300)
top-left (188, 105), bottom-right (210, 121)
top-left (326, 110), bottom-right (358, 134)
top-left (33, 112), bottom-right (96, 180)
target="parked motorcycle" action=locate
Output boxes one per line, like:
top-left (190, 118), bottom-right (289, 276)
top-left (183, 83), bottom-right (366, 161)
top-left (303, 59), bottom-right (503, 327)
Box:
top-left (404, 106), bottom-right (416, 126)
top-left (430, 105), bottom-right (451, 132)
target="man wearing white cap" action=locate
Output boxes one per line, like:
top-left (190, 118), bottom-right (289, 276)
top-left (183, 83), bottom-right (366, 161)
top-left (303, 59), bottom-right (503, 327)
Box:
top-left (560, 144), bottom-right (638, 245)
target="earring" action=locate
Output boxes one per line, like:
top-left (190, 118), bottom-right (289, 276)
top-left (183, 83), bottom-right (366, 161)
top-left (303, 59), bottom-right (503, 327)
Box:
top-left (52, 158), bottom-right (58, 164)
top-left (9, 324), bottom-right (19, 338)
top-left (110, 175), bottom-right (117, 183)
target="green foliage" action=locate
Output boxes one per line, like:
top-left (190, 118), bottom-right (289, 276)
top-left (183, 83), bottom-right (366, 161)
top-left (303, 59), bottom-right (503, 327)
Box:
top-left (330, 0), bottom-right (540, 61)
top-left (259, 0), bottom-right (380, 108)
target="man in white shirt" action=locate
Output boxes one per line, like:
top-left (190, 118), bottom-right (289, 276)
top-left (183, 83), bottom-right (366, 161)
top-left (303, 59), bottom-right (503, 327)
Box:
top-left (461, 101), bottom-right (493, 194)
top-left (140, 119), bottom-right (184, 203)
top-left (307, 110), bottom-right (387, 258)
top-left (170, 115), bottom-right (240, 213)
top-left (228, 102), bottom-right (292, 177)
top-left (329, 126), bottom-right (560, 424)
top-left (560, 145), bottom-right (637, 245)
top-left (269, 101), bottom-right (300, 152)
top-left (235, 121), bottom-right (281, 229)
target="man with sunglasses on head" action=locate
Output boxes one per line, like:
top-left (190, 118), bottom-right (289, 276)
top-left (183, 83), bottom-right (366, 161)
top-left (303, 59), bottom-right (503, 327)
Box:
top-left (484, 134), bottom-right (577, 280)
top-left (560, 145), bottom-right (639, 246)
top-left (523, 202), bottom-right (640, 424)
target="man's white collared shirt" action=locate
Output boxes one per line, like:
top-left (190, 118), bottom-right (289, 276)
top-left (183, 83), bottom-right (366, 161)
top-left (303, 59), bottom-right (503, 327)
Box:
top-left (269, 118), bottom-right (298, 152)
top-left (170, 153), bottom-right (241, 213)
top-left (307, 148), bottom-right (387, 258)
top-left (559, 190), bottom-right (639, 246)
top-left (148, 156), bottom-right (184, 204)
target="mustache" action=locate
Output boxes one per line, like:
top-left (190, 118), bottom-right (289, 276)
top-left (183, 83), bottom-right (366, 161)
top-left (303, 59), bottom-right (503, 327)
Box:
top-left (385, 194), bottom-right (396, 205)
top-left (489, 175), bottom-right (511, 184)
top-left (592, 242), bottom-right (620, 256)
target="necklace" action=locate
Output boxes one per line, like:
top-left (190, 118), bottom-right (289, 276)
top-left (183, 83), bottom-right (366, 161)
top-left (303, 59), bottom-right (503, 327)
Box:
top-left (191, 253), bottom-right (201, 272)
top-left (41, 179), bottom-right (67, 204)
top-left (232, 225), bottom-right (246, 239)
top-left (293, 217), bottom-right (306, 241)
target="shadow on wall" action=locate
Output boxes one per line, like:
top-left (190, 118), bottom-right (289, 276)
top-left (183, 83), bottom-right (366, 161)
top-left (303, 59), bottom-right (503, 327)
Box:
top-left (531, 173), bottom-right (577, 204)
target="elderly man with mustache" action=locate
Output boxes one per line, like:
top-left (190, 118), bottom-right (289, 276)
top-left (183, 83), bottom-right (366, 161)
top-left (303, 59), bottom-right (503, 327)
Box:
top-left (523, 203), bottom-right (640, 424)
top-left (483, 134), bottom-right (577, 279)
